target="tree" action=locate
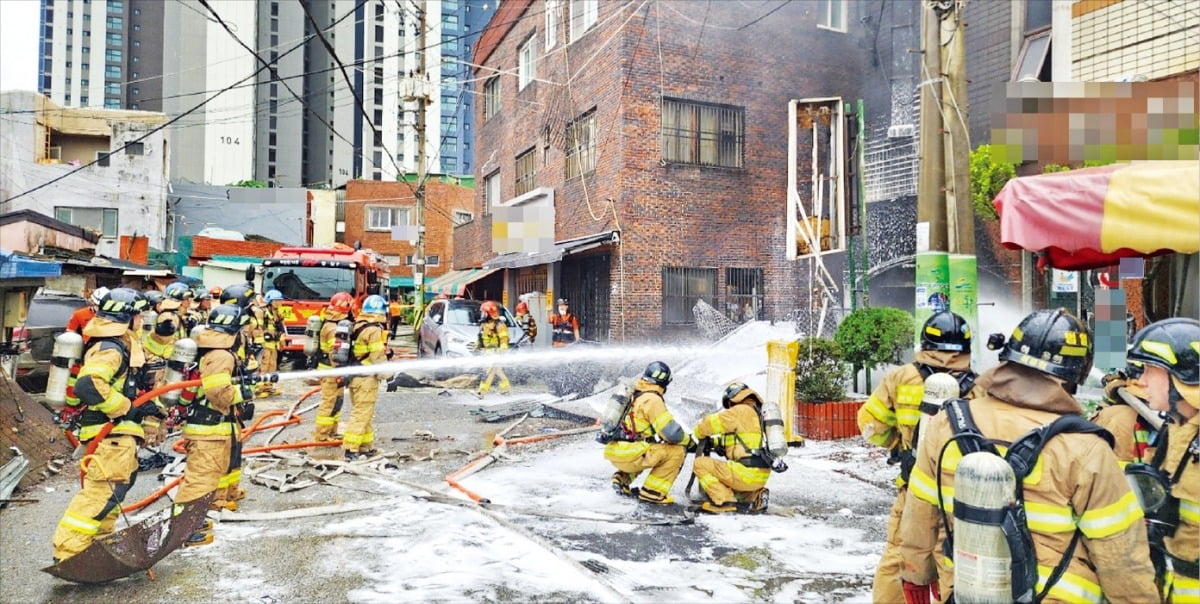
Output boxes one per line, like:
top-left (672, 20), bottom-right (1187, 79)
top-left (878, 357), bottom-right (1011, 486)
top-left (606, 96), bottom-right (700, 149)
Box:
top-left (794, 337), bottom-right (848, 402)
top-left (835, 307), bottom-right (915, 374)
top-left (228, 179), bottom-right (267, 188)
top-left (969, 145), bottom-right (1017, 221)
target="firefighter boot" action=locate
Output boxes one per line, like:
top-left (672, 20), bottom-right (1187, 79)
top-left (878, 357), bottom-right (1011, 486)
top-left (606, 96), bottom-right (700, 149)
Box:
top-left (699, 500), bottom-right (739, 514)
top-left (611, 471), bottom-right (634, 497)
top-left (184, 524), bottom-right (214, 547)
top-left (637, 488), bottom-right (675, 505)
top-left (737, 488), bottom-right (769, 514)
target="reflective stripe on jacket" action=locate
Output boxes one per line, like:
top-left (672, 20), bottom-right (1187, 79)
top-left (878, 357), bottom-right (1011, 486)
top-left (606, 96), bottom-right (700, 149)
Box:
top-left (694, 403), bottom-right (770, 486)
top-left (73, 333), bottom-right (144, 441)
top-left (603, 379), bottom-right (690, 463)
top-left (1163, 414), bottom-right (1200, 587)
top-left (182, 340), bottom-right (241, 441)
top-left (478, 317), bottom-right (508, 352)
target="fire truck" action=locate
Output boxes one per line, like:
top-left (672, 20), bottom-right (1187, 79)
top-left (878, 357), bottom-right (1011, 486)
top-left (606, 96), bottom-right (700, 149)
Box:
top-left (253, 244), bottom-right (390, 363)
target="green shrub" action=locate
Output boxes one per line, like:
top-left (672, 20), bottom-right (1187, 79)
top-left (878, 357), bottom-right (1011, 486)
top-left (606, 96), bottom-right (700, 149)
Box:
top-left (969, 145), bottom-right (1017, 221)
top-left (794, 337), bottom-right (848, 402)
top-left (835, 307), bottom-right (915, 372)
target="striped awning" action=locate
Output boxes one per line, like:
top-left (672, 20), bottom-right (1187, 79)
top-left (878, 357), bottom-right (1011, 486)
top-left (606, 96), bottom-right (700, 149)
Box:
top-left (425, 268), bottom-right (500, 297)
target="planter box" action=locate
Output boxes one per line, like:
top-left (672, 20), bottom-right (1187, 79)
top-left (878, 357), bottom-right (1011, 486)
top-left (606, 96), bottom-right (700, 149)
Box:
top-left (794, 400), bottom-right (864, 440)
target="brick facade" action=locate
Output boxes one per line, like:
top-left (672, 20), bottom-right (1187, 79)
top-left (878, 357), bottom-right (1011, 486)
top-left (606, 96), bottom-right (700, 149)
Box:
top-left (189, 236), bottom-right (285, 265)
top-left (343, 179), bottom-right (475, 280)
top-left (470, 1), bottom-right (891, 340)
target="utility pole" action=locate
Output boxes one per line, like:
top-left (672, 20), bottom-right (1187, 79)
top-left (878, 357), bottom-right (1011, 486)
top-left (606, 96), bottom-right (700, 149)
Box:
top-left (408, 0), bottom-right (430, 318)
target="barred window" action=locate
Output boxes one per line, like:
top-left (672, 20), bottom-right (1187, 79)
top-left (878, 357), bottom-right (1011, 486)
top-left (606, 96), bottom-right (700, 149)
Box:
top-left (515, 147), bottom-right (537, 196)
top-left (483, 76), bottom-right (500, 119)
top-left (725, 267), bottom-right (764, 322)
top-left (661, 99), bottom-right (744, 168)
top-left (662, 267), bottom-right (717, 325)
top-left (565, 109), bottom-right (596, 179)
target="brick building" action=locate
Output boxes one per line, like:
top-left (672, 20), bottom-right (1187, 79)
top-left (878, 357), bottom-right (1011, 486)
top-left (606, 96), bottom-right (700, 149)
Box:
top-left (459, 0), bottom-right (896, 342)
top-left (343, 179), bottom-right (476, 293)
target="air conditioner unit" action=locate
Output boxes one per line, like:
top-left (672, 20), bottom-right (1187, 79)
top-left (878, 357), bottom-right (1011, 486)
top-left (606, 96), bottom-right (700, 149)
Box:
top-left (48, 146), bottom-right (62, 160)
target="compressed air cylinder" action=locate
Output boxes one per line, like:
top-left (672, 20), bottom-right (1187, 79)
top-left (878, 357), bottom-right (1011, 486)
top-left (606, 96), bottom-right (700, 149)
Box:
top-left (599, 378), bottom-right (635, 435)
top-left (160, 338), bottom-right (197, 404)
top-left (761, 398), bottom-right (789, 459)
top-left (303, 314), bottom-right (323, 357)
top-left (917, 373), bottom-right (961, 451)
top-left (45, 331), bottom-right (84, 407)
top-left (954, 451), bottom-right (1016, 604)
top-left (142, 310), bottom-right (158, 332)
top-left (331, 319), bottom-right (352, 364)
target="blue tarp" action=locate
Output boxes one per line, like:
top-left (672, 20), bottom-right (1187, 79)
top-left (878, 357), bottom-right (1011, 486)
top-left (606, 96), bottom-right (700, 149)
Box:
top-left (389, 276), bottom-right (415, 288)
top-left (0, 250), bottom-right (61, 279)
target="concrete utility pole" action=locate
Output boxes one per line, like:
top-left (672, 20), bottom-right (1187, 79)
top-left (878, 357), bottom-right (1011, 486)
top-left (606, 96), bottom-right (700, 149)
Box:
top-left (411, 1), bottom-right (430, 317)
top-left (914, 0), bottom-right (977, 351)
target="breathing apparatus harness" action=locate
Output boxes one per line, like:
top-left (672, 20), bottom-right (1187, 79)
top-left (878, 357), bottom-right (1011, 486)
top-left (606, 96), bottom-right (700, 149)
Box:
top-left (1125, 420), bottom-right (1200, 582)
top-left (935, 397), bottom-right (1113, 604)
top-left (891, 365), bottom-right (978, 484)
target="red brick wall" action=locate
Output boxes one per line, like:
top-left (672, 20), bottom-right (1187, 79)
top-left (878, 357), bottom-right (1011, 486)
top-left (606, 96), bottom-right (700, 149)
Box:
top-left (189, 236), bottom-right (285, 265)
top-left (343, 179), bottom-right (476, 278)
top-left (470, 1), bottom-right (881, 338)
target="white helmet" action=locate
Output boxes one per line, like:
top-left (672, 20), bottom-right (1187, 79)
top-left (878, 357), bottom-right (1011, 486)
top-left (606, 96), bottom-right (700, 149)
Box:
top-left (90, 287), bottom-right (110, 306)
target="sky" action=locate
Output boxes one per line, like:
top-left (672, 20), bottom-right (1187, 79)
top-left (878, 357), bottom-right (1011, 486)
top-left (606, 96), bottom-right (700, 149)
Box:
top-left (0, 0), bottom-right (40, 92)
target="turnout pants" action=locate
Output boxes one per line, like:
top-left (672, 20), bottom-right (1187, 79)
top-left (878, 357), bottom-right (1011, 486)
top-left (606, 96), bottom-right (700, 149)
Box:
top-left (343, 375), bottom-right (379, 453)
top-left (692, 456), bottom-right (769, 506)
top-left (872, 487), bottom-right (953, 604)
top-left (52, 435), bottom-right (140, 561)
top-left (313, 377), bottom-right (343, 441)
top-left (175, 438), bottom-right (232, 508)
top-left (607, 443), bottom-right (686, 496)
top-left (218, 433), bottom-right (244, 504)
top-left (256, 345), bottom-right (279, 394)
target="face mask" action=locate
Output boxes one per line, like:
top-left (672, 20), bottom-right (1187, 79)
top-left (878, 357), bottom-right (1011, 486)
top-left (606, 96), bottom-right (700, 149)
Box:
top-left (558, 307), bottom-right (568, 315)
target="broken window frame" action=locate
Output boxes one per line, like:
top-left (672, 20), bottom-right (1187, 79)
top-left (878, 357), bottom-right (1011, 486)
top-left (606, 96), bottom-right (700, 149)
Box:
top-left (565, 108), bottom-right (596, 179)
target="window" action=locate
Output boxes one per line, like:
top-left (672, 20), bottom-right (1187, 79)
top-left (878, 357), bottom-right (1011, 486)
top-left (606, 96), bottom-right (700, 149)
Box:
top-left (662, 267), bottom-right (716, 325)
top-left (444, 136), bottom-right (458, 153)
top-left (55, 206), bottom-right (118, 238)
top-left (367, 206), bottom-right (411, 231)
top-left (569, 0), bottom-right (598, 43)
top-left (82, 79), bottom-right (90, 87)
top-left (441, 95), bottom-right (456, 107)
top-left (81, 96), bottom-right (90, 104)
top-left (483, 76), bottom-right (500, 119)
top-left (818, 0), bottom-right (846, 32)
top-left (106, 33), bottom-right (122, 45)
top-left (108, 0), bottom-right (123, 13)
top-left (515, 147), bottom-right (537, 195)
top-left (661, 98), bottom-right (744, 168)
top-left (105, 82), bottom-right (119, 95)
top-left (444, 14), bottom-right (459, 28)
top-left (442, 157), bottom-right (457, 171)
top-left (453, 210), bottom-right (473, 225)
top-left (442, 34), bottom-right (458, 52)
top-left (408, 254), bottom-right (441, 266)
top-left (1012, 30), bottom-right (1051, 82)
top-left (545, 0), bottom-right (559, 49)
top-left (518, 36), bottom-right (536, 90)
top-left (1025, 0), bottom-right (1051, 32)
top-left (725, 268), bottom-right (764, 322)
top-left (104, 98), bottom-right (120, 109)
top-left (484, 170), bottom-right (500, 213)
top-left (133, 40), bottom-right (139, 47)
top-left (105, 49), bottom-right (121, 62)
top-left (271, 2), bottom-right (278, 17)
top-left (106, 16), bottom-right (122, 29)
top-left (375, 25), bottom-right (383, 43)
top-left (565, 109), bottom-right (596, 178)
top-left (105, 65), bottom-right (121, 78)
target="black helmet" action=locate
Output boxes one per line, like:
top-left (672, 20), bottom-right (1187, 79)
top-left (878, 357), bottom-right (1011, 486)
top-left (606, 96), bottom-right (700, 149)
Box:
top-left (96, 288), bottom-right (149, 323)
top-left (998, 308), bottom-right (1093, 385)
top-left (722, 382), bottom-right (761, 409)
top-left (642, 361), bottom-right (672, 387)
top-left (142, 289), bottom-right (165, 308)
top-left (1127, 318), bottom-right (1199, 386)
top-left (208, 304), bottom-right (250, 335)
top-left (219, 283), bottom-right (256, 309)
top-left (556, 298), bottom-right (568, 306)
top-left (165, 281), bottom-right (192, 301)
top-left (921, 311), bottom-right (972, 353)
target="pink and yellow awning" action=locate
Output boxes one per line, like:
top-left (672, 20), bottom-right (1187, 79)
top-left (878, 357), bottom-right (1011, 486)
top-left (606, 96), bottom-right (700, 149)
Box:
top-left (994, 161), bottom-right (1200, 270)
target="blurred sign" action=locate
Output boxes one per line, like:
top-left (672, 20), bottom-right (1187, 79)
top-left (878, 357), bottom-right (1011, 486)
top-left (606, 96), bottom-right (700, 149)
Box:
top-left (1052, 269), bottom-right (1078, 293)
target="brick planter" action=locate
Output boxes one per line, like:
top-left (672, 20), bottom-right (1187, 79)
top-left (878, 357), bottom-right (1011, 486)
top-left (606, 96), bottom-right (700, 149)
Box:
top-left (794, 400), bottom-right (864, 440)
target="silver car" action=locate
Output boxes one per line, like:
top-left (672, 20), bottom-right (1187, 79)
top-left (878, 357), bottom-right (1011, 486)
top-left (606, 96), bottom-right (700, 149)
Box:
top-left (416, 299), bottom-right (524, 358)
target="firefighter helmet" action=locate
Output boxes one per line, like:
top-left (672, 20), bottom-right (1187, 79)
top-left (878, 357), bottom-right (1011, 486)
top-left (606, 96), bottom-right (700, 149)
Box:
top-left (96, 288), bottom-right (149, 323)
top-left (515, 301), bottom-right (529, 313)
top-left (164, 281), bottom-right (193, 300)
top-left (142, 289), bottom-right (165, 308)
top-left (208, 304), bottom-right (250, 335)
top-left (721, 382), bottom-right (761, 409)
top-left (1127, 318), bottom-right (1200, 386)
top-left (362, 295), bottom-right (387, 315)
top-left (194, 288), bottom-right (211, 301)
top-left (556, 298), bottom-right (568, 306)
top-left (642, 361), bottom-right (672, 387)
top-left (264, 289), bottom-right (284, 303)
top-left (921, 311), bottom-right (973, 353)
top-left (328, 291), bottom-right (354, 313)
top-left (220, 283), bottom-right (256, 308)
top-left (89, 287), bottom-right (109, 306)
top-left (480, 300), bottom-right (500, 319)
top-left (998, 308), bottom-right (1093, 385)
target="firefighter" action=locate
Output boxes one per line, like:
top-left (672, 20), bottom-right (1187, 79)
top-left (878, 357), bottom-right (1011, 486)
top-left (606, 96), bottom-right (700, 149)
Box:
top-left (143, 282), bottom-right (189, 370)
top-left (603, 361), bottom-right (692, 504)
top-left (254, 289), bottom-right (285, 397)
top-left (1091, 363), bottom-right (1156, 464)
top-left (189, 288), bottom-right (212, 330)
top-left (66, 287), bottom-right (107, 337)
top-left (475, 300), bottom-right (510, 397)
top-left (313, 292), bottom-right (353, 442)
top-left (549, 298), bottom-right (580, 347)
top-left (176, 304), bottom-right (252, 545)
top-left (344, 295), bottom-right (388, 460)
top-left (899, 309), bottom-right (1157, 603)
top-left (858, 311), bottom-right (982, 603)
top-left (514, 300), bottom-right (537, 345)
top-left (1127, 318), bottom-right (1199, 603)
top-left (220, 283), bottom-right (259, 373)
top-left (213, 283), bottom-right (257, 509)
top-left (51, 288), bottom-right (160, 562)
top-left (690, 382), bottom-right (772, 514)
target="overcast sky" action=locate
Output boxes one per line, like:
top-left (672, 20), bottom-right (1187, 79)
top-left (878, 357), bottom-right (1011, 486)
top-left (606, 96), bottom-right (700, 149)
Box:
top-left (1, 0), bottom-right (40, 92)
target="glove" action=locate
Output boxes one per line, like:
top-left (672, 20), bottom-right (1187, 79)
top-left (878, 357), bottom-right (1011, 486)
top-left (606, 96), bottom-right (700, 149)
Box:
top-left (1102, 370), bottom-right (1128, 401)
top-left (305, 355), bottom-right (318, 370)
top-left (685, 440), bottom-right (699, 454)
top-left (386, 348), bottom-right (395, 360)
top-left (386, 376), bottom-right (399, 392)
top-left (901, 581), bottom-right (939, 604)
top-left (709, 436), bottom-right (724, 457)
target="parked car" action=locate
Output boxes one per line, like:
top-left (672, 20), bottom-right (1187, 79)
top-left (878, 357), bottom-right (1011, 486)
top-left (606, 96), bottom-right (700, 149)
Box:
top-left (13, 290), bottom-right (89, 392)
top-left (416, 299), bottom-right (525, 358)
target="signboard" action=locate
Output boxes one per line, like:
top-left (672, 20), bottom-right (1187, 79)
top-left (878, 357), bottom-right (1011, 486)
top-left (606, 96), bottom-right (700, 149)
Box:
top-left (263, 259), bottom-right (357, 269)
top-left (1051, 269), bottom-right (1078, 293)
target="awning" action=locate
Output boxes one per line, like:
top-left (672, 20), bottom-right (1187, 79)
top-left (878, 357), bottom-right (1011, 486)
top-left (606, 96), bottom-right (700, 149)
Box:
top-left (994, 162), bottom-right (1200, 271)
top-left (484, 231), bottom-right (619, 270)
top-left (425, 268), bottom-right (500, 297)
top-left (389, 276), bottom-right (414, 288)
top-left (0, 250), bottom-right (61, 279)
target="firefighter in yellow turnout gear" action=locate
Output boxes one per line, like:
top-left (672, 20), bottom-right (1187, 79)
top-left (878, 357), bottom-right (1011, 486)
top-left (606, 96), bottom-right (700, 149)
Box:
top-left (857, 311), bottom-right (982, 603)
top-left (899, 309), bottom-right (1156, 603)
top-left (475, 300), bottom-right (510, 396)
top-left (141, 283), bottom-right (190, 398)
top-left (176, 304), bottom-right (252, 546)
top-left (52, 288), bottom-right (158, 562)
top-left (604, 362), bottom-right (692, 504)
top-left (691, 383), bottom-right (772, 514)
top-left (343, 295), bottom-right (389, 459)
top-left (252, 290), bottom-right (285, 397)
top-left (1126, 318), bottom-right (1200, 603)
top-left (214, 283), bottom-right (258, 510)
top-left (313, 292), bottom-right (354, 442)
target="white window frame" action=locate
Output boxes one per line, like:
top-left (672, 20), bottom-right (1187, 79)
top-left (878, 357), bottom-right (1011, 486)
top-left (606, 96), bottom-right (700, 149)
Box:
top-left (484, 170), bottom-right (500, 213)
top-left (817, 0), bottom-right (847, 33)
top-left (518, 36), bottom-right (536, 90)
top-left (483, 76), bottom-right (500, 119)
top-left (366, 205), bottom-right (411, 232)
top-left (569, 0), bottom-right (598, 43)
top-left (55, 206), bottom-right (118, 238)
top-left (452, 210), bottom-right (474, 225)
top-left (545, 0), bottom-right (559, 50)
